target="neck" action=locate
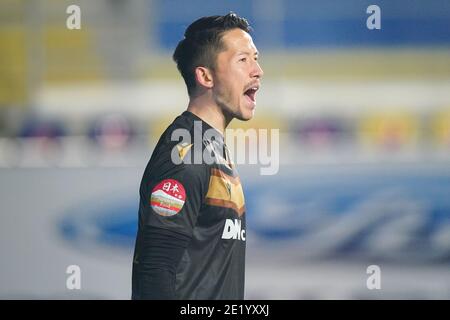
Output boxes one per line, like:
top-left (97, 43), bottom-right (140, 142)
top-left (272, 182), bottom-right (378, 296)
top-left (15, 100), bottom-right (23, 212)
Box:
top-left (186, 94), bottom-right (232, 135)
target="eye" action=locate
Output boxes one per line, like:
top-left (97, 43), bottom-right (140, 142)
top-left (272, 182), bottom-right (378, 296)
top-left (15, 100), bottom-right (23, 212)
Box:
top-left (239, 57), bottom-right (247, 62)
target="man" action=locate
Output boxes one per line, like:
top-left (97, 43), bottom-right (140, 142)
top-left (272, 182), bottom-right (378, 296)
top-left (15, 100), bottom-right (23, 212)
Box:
top-left (132, 12), bottom-right (263, 300)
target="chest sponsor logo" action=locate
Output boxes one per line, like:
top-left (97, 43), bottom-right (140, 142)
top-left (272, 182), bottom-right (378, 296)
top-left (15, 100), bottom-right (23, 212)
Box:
top-left (222, 218), bottom-right (246, 241)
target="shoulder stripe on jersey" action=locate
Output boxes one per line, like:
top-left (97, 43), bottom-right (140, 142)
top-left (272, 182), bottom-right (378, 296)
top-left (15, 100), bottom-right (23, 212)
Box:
top-left (210, 168), bottom-right (241, 185)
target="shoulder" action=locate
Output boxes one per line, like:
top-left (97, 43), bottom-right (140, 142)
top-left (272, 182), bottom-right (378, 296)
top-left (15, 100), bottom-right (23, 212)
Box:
top-left (156, 113), bottom-right (213, 166)
top-left (144, 123), bottom-right (208, 180)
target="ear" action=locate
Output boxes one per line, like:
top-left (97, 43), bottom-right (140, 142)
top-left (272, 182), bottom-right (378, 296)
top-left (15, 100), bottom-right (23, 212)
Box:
top-left (194, 66), bottom-right (214, 90)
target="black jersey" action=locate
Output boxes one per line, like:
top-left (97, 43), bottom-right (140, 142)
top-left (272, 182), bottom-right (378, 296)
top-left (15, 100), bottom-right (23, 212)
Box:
top-left (132, 111), bottom-right (246, 300)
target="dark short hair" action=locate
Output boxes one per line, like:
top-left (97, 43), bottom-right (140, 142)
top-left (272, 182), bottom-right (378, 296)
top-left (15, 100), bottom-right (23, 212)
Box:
top-left (173, 12), bottom-right (252, 96)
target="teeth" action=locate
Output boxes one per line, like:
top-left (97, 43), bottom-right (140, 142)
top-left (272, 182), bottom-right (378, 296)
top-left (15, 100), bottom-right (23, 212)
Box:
top-left (245, 86), bottom-right (259, 93)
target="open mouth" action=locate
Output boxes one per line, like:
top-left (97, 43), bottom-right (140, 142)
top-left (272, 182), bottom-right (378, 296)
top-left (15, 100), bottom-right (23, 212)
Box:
top-left (244, 86), bottom-right (259, 103)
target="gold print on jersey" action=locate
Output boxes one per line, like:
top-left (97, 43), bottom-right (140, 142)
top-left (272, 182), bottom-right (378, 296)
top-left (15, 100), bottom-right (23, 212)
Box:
top-left (205, 168), bottom-right (245, 216)
top-left (176, 142), bottom-right (193, 161)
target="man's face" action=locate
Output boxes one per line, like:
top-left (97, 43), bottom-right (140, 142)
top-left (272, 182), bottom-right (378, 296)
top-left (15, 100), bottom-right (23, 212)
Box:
top-left (212, 28), bottom-right (263, 121)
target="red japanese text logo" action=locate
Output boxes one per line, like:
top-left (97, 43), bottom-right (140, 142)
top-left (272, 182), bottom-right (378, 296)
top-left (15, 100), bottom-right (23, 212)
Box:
top-left (150, 179), bottom-right (186, 216)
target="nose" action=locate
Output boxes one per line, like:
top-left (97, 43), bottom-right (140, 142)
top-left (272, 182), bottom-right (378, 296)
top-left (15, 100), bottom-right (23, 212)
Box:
top-left (251, 61), bottom-right (264, 79)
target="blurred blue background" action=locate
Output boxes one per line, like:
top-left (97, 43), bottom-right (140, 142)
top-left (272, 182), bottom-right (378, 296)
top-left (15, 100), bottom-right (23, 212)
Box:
top-left (1, 0), bottom-right (450, 299)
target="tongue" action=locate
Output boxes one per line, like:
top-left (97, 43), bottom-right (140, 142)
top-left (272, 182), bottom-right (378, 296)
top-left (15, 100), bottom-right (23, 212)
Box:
top-left (245, 90), bottom-right (255, 102)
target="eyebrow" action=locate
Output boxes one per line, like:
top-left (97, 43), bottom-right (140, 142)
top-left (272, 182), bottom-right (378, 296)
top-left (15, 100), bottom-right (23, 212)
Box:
top-left (237, 51), bottom-right (259, 56)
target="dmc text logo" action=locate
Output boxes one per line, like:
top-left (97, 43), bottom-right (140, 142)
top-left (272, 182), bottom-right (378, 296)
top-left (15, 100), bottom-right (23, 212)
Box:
top-left (222, 219), bottom-right (246, 241)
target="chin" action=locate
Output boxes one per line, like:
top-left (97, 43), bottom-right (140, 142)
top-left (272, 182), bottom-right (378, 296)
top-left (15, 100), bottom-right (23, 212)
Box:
top-left (234, 106), bottom-right (255, 121)
top-left (222, 102), bottom-right (255, 122)
top-left (234, 112), bottom-right (253, 121)
top-left (243, 109), bottom-right (256, 121)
